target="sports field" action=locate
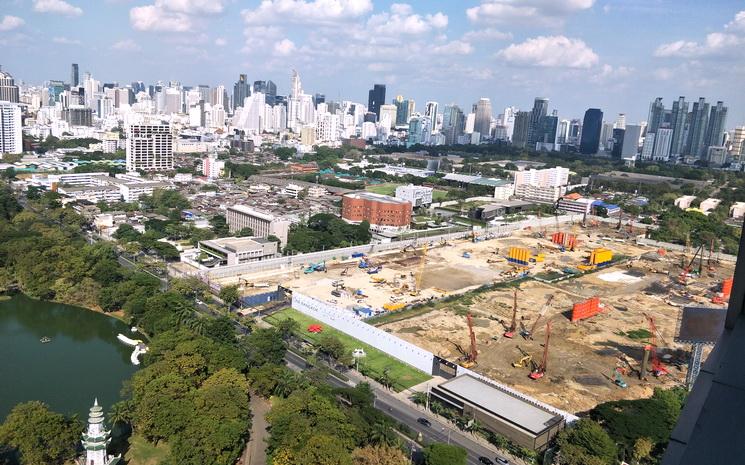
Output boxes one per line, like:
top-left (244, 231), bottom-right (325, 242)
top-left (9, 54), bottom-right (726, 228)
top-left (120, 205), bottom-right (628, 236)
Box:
top-left (265, 307), bottom-right (431, 391)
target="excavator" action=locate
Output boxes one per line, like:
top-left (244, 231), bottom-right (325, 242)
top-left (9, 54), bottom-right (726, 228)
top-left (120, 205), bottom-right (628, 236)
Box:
top-left (521, 295), bottom-right (554, 340)
top-left (503, 288), bottom-right (519, 338)
top-left (512, 346), bottom-right (532, 368)
top-left (529, 321), bottom-right (551, 380)
top-left (448, 313), bottom-right (478, 368)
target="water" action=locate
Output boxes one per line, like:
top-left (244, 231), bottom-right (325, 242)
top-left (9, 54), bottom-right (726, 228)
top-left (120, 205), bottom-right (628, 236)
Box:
top-left (0, 294), bottom-right (138, 420)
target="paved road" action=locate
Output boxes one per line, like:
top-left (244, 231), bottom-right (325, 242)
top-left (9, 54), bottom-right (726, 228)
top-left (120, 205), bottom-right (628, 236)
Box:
top-left (283, 351), bottom-right (514, 465)
top-left (243, 394), bottom-right (270, 465)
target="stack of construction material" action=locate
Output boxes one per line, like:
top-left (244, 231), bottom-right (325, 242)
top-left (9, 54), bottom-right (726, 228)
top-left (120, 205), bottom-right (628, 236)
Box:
top-left (571, 297), bottom-right (601, 322)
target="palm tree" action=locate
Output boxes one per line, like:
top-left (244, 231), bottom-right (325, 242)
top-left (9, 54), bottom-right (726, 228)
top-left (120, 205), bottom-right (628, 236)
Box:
top-left (379, 368), bottom-right (393, 390)
top-left (173, 302), bottom-right (194, 327)
top-left (188, 317), bottom-right (206, 335)
top-left (273, 370), bottom-right (298, 398)
top-left (411, 392), bottom-right (428, 407)
top-left (368, 422), bottom-right (397, 447)
top-left (108, 401), bottom-right (133, 429)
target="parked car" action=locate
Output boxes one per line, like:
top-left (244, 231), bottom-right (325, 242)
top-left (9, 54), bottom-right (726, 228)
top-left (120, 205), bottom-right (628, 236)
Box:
top-left (496, 458), bottom-right (510, 465)
top-left (478, 457), bottom-right (494, 465)
top-left (416, 417), bottom-right (431, 427)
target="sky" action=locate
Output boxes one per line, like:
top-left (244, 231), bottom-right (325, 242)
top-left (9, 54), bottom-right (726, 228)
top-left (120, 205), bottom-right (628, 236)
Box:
top-left (1, 0), bottom-right (745, 125)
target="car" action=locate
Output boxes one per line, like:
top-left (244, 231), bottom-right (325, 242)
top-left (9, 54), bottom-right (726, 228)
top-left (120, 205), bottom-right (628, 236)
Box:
top-left (416, 417), bottom-right (431, 427)
top-left (495, 458), bottom-right (510, 465)
top-left (478, 457), bottom-right (494, 465)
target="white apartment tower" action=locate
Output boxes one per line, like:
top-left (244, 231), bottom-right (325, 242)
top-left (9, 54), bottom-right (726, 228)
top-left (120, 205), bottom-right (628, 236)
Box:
top-left (126, 124), bottom-right (173, 172)
top-left (0, 102), bottom-right (22, 155)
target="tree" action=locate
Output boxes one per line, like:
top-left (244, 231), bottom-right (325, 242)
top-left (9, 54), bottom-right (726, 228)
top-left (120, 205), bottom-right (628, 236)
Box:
top-left (242, 328), bottom-right (286, 367)
top-left (368, 422), bottom-right (397, 447)
top-left (218, 285), bottom-right (240, 308)
top-left (556, 419), bottom-right (617, 465)
top-left (293, 434), bottom-right (353, 465)
top-left (0, 401), bottom-right (81, 465)
top-left (108, 400), bottom-right (134, 429)
top-left (170, 276), bottom-right (208, 300)
top-left (276, 317), bottom-right (300, 340)
top-left (632, 437), bottom-right (654, 464)
top-left (236, 227), bottom-right (254, 237)
top-left (352, 445), bottom-right (408, 465)
top-left (204, 316), bottom-right (237, 344)
top-left (318, 334), bottom-right (345, 359)
top-left (423, 443), bottom-right (467, 465)
top-left (210, 215), bottom-right (231, 237)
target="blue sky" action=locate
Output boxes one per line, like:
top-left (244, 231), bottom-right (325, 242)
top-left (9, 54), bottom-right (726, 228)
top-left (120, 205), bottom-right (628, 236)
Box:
top-left (2, 0), bottom-right (745, 125)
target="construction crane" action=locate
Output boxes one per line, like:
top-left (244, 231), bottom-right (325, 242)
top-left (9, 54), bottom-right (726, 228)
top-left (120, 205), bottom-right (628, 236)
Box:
top-left (521, 295), bottom-right (554, 340)
top-left (462, 313), bottom-right (478, 368)
top-left (679, 244), bottom-right (704, 285)
top-left (529, 321), bottom-right (551, 380)
top-left (411, 244), bottom-right (428, 296)
top-left (640, 314), bottom-right (668, 378)
top-left (504, 288), bottom-right (519, 338)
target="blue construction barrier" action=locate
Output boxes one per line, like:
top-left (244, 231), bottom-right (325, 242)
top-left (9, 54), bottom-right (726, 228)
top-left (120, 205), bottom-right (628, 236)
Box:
top-left (240, 290), bottom-right (284, 308)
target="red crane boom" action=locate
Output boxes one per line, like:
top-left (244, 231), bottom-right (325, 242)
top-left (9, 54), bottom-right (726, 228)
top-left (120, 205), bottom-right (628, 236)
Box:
top-left (467, 313), bottom-right (478, 363)
top-left (530, 321), bottom-right (551, 380)
top-left (645, 315), bottom-right (668, 377)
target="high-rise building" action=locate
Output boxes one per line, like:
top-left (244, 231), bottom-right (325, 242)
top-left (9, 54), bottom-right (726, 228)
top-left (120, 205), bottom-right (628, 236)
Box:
top-left (473, 98), bottom-right (492, 141)
top-left (579, 108), bottom-right (603, 155)
top-left (730, 126), bottom-right (745, 158)
top-left (62, 107), bottom-right (93, 127)
top-left (71, 63), bottom-right (79, 87)
top-left (653, 127), bottom-right (674, 161)
top-left (611, 128), bottom-right (625, 158)
top-left (380, 104), bottom-right (397, 129)
top-left (367, 84), bottom-right (386, 121)
top-left (647, 97), bottom-right (665, 135)
top-left (442, 104), bottom-right (464, 145)
top-left (615, 113), bottom-right (626, 129)
top-left (233, 74), bottom-right (251, 112)
top-left (126, 124), bottom-right (173, 172)
top-left (686, 98), bottom-right (710, 158)
top-left (641, 133), bottom-right (656, 160)
top-left (670, 97), bottom-right (688, 157)
top-left (0, 102), bottom-right (22, 154)
top-left (512, 111), bottom-right (531, 148)
top-left (621, 125), bottom-right (642, 160)
top-left (527, 97), bottom-right (549, 146)
top-left (425, 101), bottom-right (438, 133)
top-left (394, 97), bottom-right (415, 126)
top-left (705, 101), bottom-right (728, 149)
top-left (534, 115), bottom-right (558, 149)
top-left (0, 68), bottom-right (20, 103)
top-left (557, 119), bottom-right (570, 144)
top-left (265, 80), bottom-right (277, 106)
top-left (407, 116), bottom-right (424, 147)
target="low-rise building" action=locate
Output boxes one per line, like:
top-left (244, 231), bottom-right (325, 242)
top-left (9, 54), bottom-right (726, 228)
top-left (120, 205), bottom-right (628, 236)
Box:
top-left (395, 184), bottom-right (433, 209)
top-left (307, 185), bottom-right (328, 198)
top-left (730, 202), bottom-right (745, 219)
top-left (226, 205), bottom-right (292, 245)
top-left (557, 194), bottom-right (596, 215)
top-left (514, 184), bottom-right (567, 203)
top-left (700, 198), bottom-right (722, 215)
top-left (675, 195), bottom-right (697, 210)
top-left (341, 191), bottom-right (411, 233)
top-left (32, 172), bottom-right (169, 203)
top-left (197, 236), bottom-right (278, 266)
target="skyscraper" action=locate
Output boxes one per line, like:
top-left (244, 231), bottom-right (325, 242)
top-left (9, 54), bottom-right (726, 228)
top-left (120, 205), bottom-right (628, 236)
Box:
top-left (71, 63), bottom-right (79, 87)
top-left (647, 97), bottom-right (665, 135)
top-left (686, 98), bottom-right (710, 158)
top-left (579, 108), bottom-right (603, 155)
top-left (615, 113), bottom-right (626, 129)
top-left (653, 127), bottom-right (674, 161)
top-left (367, 84), bottom-right (386, 121)
top-left (705, 101), bottom-right (728, 149)
top-left (534, 115), bottom-right (558, 148)
top-left (126, 124), bottom-right (174, 172)
top-left (0, 68), bottom-right (20, 103)
top-left (265, 80), bottom-right (277, 105)
top-left (442, 104), bottom-right (465, 145)
top-left (233, 74), bottom-right (251, 112)
top-left (611, 128), bottom-right (625, 158)
top-left (0, 102), bottom-right (22, 154)
top-left (670, 97), bottom-right (688, 156)
top-left (425, 101), bottom-right (438, 132)
top-left (473, 98), bottom-right (492, 141)
top-left (512, 111), bottom-right (531, 148)
top-left (621, 125), bottom-right (643, 160)
top-left (527, 97), bottom-right (549, 146)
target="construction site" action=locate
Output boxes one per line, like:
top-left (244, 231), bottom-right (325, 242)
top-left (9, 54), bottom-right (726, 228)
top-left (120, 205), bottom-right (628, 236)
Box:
top-left (225, 219), bottom-right (735, 413)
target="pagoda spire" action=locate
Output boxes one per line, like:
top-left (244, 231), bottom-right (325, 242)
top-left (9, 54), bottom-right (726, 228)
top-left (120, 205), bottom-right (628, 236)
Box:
top-left (81, 399), bottom-right (113, 465)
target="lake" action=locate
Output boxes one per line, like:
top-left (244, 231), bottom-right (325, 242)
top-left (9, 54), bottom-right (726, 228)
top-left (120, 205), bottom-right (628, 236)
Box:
top-left (0, 294), bottom-right (138, 420)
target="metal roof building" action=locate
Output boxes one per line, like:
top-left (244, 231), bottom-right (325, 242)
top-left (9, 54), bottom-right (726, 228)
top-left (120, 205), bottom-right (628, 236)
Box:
top-left (431, 374), bottom-right (565, 451)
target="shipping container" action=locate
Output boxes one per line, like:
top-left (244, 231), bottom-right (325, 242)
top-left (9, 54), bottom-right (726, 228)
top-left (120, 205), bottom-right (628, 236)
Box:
top-left (589, 248), bottom-right (613, 266)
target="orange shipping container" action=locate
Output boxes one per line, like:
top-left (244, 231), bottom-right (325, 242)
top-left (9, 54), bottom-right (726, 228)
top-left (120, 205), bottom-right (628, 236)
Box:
top-left (571, 297), bottom-right (601, 322)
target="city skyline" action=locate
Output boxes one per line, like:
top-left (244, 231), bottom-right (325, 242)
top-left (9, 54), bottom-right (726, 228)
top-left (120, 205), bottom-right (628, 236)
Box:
top-left (1, 1), bottom-right (745, 123)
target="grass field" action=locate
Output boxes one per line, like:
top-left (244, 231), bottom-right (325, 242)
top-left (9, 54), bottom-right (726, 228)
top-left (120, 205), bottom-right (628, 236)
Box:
top-left (125, 435), bottom-right (170, 465)
top-left (265, 308), bottom-right (431, 391)
top-left (365, 183), bottom-right (402, 196)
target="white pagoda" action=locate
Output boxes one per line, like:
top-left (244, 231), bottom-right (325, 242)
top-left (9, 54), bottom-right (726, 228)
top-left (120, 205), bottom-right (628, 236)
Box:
top-left (80, 399), bottom-right (120, 465)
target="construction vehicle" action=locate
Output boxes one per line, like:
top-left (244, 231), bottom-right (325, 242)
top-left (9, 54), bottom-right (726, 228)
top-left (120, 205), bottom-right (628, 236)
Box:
top-left (640, 314), bottom-right (669, 378)
top-left (367, 266), bottom-right (382, 274)
top-left (448, 313), bottom-right (479, 368)
top-left (304, 261), bottom-right (326, 274)
top-left (504, 288), bottom-right (519, 338)
top-left (512, 354), bottom-right (533, 368)
top-left (462, 252), bottom-right (472, 259)
top-left (340, 267), bottom-right (349, 276)
top-left (370, 276), bottom-right (386, 284)
top-left (529, 321), bottom-right (551, 380)
top-left (521, 295), bottom-right (554, 340)
top-left (678, 244), bottom-right (704, 285)
top-left (612, 368), bottom-right (628, 388)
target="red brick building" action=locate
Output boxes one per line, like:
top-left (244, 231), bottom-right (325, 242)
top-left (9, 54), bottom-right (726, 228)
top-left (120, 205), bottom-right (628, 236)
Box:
top-left (341, 192), bottom-right (411, 231)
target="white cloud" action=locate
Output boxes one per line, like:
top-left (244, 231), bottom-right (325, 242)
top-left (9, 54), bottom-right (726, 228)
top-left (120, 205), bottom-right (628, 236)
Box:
top-left (432, 40), bottom-right (473, 55)
top-left (111, 39), bottom-right (141, 51)
top-left (242, 0), bottom-right (373, 25)
top-left (466, 0), bottom-right (593, 26)
top-left (462, 28), bottom-right (512, 42)
top-left (0, 15), bottom-right (25, 31)
top-left (367, 4), bottom-right (448, 36)
top-left (273, 38), bottom-right (296, 55)
top-left (497, 35), bottom-right (599, 68)
top-left (52, 36), bottom-right (81, 45)
top-left (130, 5), bottom-right (191, 32)
top-left (367, 62), bottom-right (392, 72)
top-left (155, 0), bottom-right (224, 14)
top-left (655, 33), bottom-right (743, 58)
top-left (214, 37), bottom-right (227, 46)
top-left (33, 0), bottom-right (83, 16)
top-left (725, 10), bottom-right (745, 31)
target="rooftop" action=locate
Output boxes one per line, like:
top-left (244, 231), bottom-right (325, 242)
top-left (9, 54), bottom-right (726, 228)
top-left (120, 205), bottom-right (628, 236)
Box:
top-left (436, 374), bottom-right (562, 435)
top-left (344, 191), bottom-right (411, 205)
top-left (201, 236), bottom-right (271, 252)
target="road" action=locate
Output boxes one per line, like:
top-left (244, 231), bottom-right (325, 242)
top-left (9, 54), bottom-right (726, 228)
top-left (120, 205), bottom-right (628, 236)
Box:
top-left (243, 394), bottom-right (270, 465)
top-left (283, 351), bottom-right (514, 465)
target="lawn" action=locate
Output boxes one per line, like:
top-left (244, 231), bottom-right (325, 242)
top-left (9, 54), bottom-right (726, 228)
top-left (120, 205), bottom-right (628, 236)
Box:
top-left (125, 434), bottom-right (170, 465)
top-left (432, 189), bottom-right (448, 201)
top-left (265, 307), bottom-right (431, 391)
top-left (365, 182), bottom-right (402, 196)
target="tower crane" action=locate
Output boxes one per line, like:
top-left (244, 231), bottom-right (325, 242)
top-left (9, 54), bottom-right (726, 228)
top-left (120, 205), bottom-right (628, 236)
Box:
top-left (504, 288), bottom-right (519, 338)
top-left (529, 321), bottom-right (551, 380)
top-left (521, 295), bottom-right (554, 340)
